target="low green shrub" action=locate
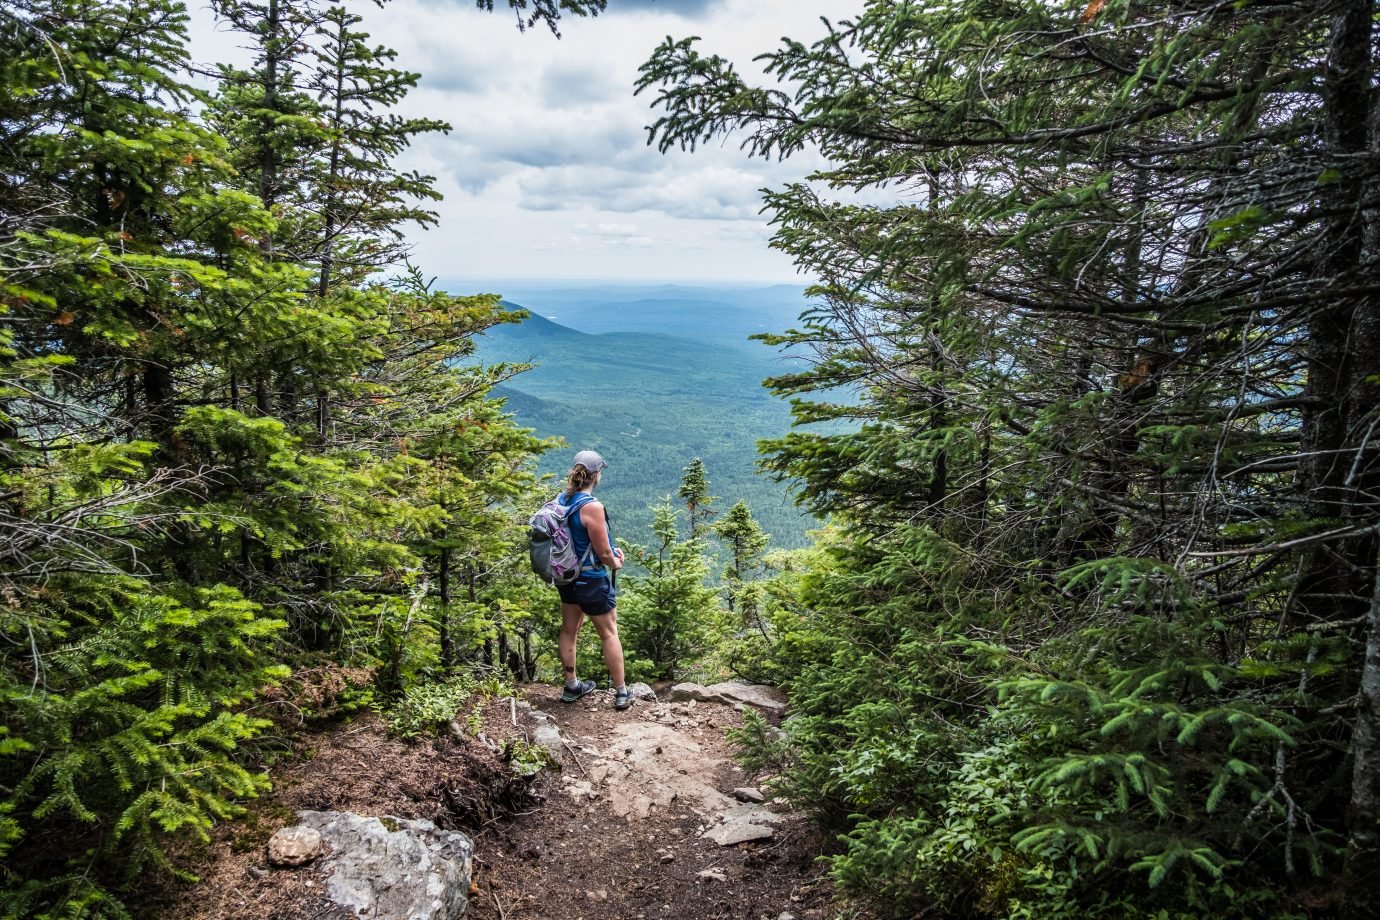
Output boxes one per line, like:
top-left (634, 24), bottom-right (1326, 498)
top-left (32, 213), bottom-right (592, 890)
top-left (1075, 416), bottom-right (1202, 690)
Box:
top-left (384, 676), bottom-right (479, 740)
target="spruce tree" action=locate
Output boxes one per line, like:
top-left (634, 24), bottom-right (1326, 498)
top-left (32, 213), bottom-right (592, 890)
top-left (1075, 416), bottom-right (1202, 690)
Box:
top-left (0, 3), bottom-right (301, 909)
top-left (712, 499), bottom-right (769, 614)
top-left (618, 498), bottom-right (720, 679)
top-left (677, 456), bottom-right (717, 539)
top-left (0, 0), bottom-right (566, 909)
top-left (639, 0), bottom-right (1380, 914)
top-left (307, 5), bottom-right (449, 298)
top-left (302, 4), bottom-right (450, 440)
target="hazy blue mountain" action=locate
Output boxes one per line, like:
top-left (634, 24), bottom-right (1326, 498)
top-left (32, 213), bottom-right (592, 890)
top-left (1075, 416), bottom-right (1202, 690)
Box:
top-left (446, 280), bottom-right (812, 350)
top-left (482, 305), bottom-right (797, 400)
top-left (520, 297), bottom-right (800, 349)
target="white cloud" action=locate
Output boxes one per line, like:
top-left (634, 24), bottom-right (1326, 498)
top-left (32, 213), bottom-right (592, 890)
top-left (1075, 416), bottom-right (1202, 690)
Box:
top-left (184, 0), bottom-right (861, 282)
top-left (539, 60), bottom-right (623, 106)
top-left (518, 162), bottom-right (767, 219)
top-left (604, 0), bottom-right (722, 17)
top-left (570, 221), bottom-right (655, 247)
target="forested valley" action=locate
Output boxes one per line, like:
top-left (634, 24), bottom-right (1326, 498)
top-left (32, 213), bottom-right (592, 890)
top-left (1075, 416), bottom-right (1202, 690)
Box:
top-left (472, 292), bottom-right (823, 549)
top-left (3, 1), bottom-right (1380, 919)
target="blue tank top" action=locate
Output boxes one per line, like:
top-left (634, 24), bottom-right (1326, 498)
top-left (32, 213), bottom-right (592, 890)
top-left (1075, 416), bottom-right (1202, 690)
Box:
top-left (558, 491), bottom-right (614, 577)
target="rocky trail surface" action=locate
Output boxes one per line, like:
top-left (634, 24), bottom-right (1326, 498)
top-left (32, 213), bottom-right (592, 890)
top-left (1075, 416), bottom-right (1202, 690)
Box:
top-left (153, 681), bottom-right (841, 920)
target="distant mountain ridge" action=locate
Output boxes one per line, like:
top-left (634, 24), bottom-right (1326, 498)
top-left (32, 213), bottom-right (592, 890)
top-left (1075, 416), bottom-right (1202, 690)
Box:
top-left (453, 280), bottom-right (809, 350)
top-left (517, 297), bottom-right (804, 350)
top-left (484, 302), bottom-right (790, 401)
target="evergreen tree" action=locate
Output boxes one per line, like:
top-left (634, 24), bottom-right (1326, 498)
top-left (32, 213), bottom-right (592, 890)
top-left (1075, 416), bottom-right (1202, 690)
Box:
top-left (365, 271), bottom-right (548, 681)
top-left (712, 499), bottom-right (769, 614)
top-left (640, 0), bottom-right (1380, 915)
top-left (307, 5), bottom-right (449, 298)
top-left (618, 498), bottom-right (721, 679)
top-left (475, 0), bottom-right (605, 35)
top-left (676, 456), bottom-right (717, 538)
top-left (210, 0), bottom-right (329, 261)
top-left (0, 3), bottom-right (303, 910)
top-left (300, 5), bottom-right (450, 441)
top-left (0, 0), bottom-right (591, 909)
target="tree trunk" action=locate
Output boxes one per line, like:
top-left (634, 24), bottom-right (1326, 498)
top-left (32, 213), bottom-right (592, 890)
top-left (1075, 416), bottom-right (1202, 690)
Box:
top-left (923, 164), bottom-right (949, 515)
top-left (258, 0), bottom-right (281, 249)
top-left (1304, 0), bottom-right (1372, 511)
top-left (521, 629), bottom-right (536, 681)
top-left (143, 360), bottom-right (175, 448)
top-left (0, 409), bottom-right (18, 518)
top-left (310, 24), bottom-right (346, 445)
top-left (438, 547), bottom-right (452, 668)
top-left (316, 387), bottom-right (329, 441)
top-left (317, 15), bottom-right (346, 299)
top-left (1331, 0), bottom-right (1380, 907)
top-left (277, 370), bottom-right (297, 423)
top-left (1345, 543), bottom-right (1380, 911)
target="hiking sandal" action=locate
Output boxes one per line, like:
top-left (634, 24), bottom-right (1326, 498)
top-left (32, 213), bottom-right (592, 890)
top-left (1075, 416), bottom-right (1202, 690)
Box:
top-left (561, 678), bottom-right (596, 703)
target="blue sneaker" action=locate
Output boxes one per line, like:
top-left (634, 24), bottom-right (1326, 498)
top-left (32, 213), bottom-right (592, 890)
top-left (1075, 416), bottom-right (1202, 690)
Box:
top-left (561, 679), bottom-right (596, 703)
top-left (614, 686), bottom-right (634, 710)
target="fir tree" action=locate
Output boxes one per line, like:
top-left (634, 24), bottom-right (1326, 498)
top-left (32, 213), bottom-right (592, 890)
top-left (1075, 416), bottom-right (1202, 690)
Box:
top-left (210, 0), bottom-right (329, 261)
top-left (0, 0), bottom-right (573, 909)
top-left (712, 499), bottom-right (769, 614)
top-left (639, 0), bottom-right (1380, 914)
top-left (676, 456), bottom-right (717, 539)
top-left (618, 498), bottom-right (721, 680)
top-left (307, 5), bottom-right (449, 298)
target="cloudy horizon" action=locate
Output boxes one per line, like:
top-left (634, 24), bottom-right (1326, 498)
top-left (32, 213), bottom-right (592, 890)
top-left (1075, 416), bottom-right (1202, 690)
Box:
top-left (185, 0), bottom-right (863, 285)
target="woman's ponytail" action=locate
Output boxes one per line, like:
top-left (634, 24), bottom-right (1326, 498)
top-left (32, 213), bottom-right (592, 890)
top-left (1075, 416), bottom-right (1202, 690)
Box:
top-left (564, 463), bottom-right (597, 499)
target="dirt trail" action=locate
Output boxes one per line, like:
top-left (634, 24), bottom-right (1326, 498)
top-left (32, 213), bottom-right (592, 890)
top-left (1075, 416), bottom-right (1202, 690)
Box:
top-left (467, 684), bottom-right (836, 920)
top-left (152, 682), bottom-right (838, 920)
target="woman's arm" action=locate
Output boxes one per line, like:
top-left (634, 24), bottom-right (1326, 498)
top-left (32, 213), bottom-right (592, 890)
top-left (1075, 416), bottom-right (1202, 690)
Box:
top-left (581, 502), bottom-right (622, 570)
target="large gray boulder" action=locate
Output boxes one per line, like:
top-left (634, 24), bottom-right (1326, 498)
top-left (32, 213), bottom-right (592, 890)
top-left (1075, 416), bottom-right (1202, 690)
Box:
top-left (294, 811), bottom-right (474, 920)
top-left (666, 682), bottom-right (727, 704)
top-left (704, 680), bottom-right (787, 713)
top-left (668, 680), bottom-right (787, 712)
top-left (701, 802), bottom-right (785, 846)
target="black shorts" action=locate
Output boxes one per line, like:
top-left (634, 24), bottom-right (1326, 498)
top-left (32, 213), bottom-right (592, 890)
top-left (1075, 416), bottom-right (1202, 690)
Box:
top-left (557, 575), bottom-right (616, 616)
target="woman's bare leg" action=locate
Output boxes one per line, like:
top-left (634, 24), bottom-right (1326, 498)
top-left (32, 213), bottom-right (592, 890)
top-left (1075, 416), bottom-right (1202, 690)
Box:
top-left (558, 602), bottom-right (586, 683)
top-left (589, 609), bottom-right (625, 688)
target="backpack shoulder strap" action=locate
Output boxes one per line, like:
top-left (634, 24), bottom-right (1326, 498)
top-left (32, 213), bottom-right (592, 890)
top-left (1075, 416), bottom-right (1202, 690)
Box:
top-left (566, 494), bottom-right (601, 571)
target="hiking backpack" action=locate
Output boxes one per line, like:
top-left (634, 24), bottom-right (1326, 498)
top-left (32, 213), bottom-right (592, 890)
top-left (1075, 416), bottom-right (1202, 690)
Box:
top-left (528, 493), bottom-right (595, 586)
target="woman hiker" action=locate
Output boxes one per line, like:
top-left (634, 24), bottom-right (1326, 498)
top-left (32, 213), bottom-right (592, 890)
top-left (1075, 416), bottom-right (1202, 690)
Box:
top-left (556, 450), bottom-right (634, 711)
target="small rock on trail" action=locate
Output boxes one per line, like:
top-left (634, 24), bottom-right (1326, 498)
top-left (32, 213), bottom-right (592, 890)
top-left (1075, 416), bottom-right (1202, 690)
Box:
top-left (266, 825), bottom-right (322, 867)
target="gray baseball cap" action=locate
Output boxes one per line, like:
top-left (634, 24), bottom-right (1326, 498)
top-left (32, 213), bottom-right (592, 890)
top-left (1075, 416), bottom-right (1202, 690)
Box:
top-left (573, 449), bottom-right (607, 472)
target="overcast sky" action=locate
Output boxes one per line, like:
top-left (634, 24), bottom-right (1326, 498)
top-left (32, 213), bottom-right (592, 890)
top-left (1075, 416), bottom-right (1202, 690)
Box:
top-left (185, 0), bottom-right (862, 285)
